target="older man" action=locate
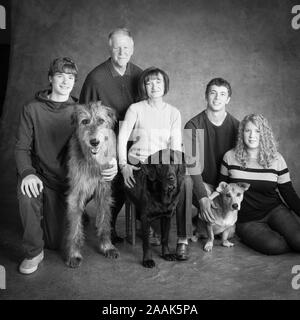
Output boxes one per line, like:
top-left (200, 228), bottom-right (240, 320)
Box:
top-left (80, 28), bottom-right (142, 243)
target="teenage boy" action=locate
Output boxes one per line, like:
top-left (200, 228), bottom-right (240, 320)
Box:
top-left (184, 78), bottom-right (239, 224)
top-left (15, 57), bottom-right (117, 274)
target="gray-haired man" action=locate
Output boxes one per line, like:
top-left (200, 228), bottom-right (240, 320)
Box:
top-left (80, 28), bottom-right (143, 243)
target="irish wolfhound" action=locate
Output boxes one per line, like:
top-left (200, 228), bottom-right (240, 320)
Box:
top-left (65, 101), bottom-right (119, 268)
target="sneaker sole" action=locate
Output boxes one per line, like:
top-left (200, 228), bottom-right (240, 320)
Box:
top-left (19, 265), bottom-right (39, 274)
top-left (19, 253), bottom-right (44, 274)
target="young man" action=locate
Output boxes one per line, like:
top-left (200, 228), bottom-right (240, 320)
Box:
top-left (80, 28), bottom-right (143, 243)
top-left (184, 78), bottom-right (239, 224)
top-left (15, 57), bottom-right (117, 274)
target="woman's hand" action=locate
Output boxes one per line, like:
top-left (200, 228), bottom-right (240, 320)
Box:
top-left (21, 174), bottom-right (44, 198)
top-left (101, 158), bottom-right (118, 181)
top-left (121, 164), bottom-right (140, 188)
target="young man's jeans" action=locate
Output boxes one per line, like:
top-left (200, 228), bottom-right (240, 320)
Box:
top-left (175, 175), bottom-right (194, 239)
top-left (236, 204), bottom-right (300, 255)
top-left (17, 178), bottom-right (66, 258)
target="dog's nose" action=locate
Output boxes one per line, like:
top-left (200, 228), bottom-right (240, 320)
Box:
top-left (90, 139), bottom-right (100, 147)
top-left (168, 175), bottom-right (175, 181)
top-left (232, 203), bottom-right (239, 210)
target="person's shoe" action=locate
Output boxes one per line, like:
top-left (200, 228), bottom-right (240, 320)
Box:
top-left (19, 251), bottom-right (44, 274)
top-left (176, 243), bottom-right (189, 261)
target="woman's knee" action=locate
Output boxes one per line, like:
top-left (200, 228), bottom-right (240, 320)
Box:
top-left (236, 223), bottom-right (290, 255)
top-left (258, 238), bottom-right (290, 255)
top-left (288, 234), bottom-right (300, 252)
top-left (242, 235), bottom-right (290, 255)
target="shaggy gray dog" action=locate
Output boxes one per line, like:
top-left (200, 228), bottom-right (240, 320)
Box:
top-left (65, 101), bottom-right (119, 268)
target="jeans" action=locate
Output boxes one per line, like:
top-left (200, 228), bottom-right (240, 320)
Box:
top-left (17, 178), bottom-right (66, 258)
top-left (236, 204), bottom-right (300, 255)
top-left (175, 175), bottom-right (193, 238)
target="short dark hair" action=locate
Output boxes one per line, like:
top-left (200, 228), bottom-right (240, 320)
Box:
top-left (48, 57), bottom-right (78, 80)
top-left (138, 67), bottom-right (170, 100)
top-left (205, 78), bottom-right (232, 98)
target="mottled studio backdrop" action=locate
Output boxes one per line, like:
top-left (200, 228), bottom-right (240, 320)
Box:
top-left (0, 0), bottom-right (299, 224)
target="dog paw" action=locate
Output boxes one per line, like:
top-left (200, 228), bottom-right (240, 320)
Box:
top-left (222, 240), bottom-right (234, 247)
top-left (142, 259), bottom-right (156, 268)
top-left (204, 242), bottom-right (213, 252)
top-left (163, 253), bottom-right (177, 261)
top-left (104, 248), bottom-right (120, 259)
top-left (66, 256), bottom-right (82, 268)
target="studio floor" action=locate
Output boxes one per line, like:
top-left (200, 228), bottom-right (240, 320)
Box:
top-left (0, 203), bottom-right (299, 300)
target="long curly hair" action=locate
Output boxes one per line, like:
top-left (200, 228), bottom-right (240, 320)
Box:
top-left (235, 114), bottom-right (278, 168)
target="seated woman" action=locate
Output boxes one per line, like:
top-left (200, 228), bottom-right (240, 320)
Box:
top-left (118, 67), bottom-right (190, 260)
top-left (220, 114), bottom-right (300, 254)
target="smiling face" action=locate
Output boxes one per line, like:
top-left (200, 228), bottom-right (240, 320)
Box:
top-left (243, 121), bottom-right (260, 150)
top-left (49, 72), bottom-right (75, 100)
top-left (145, 73), bottom-right (165, 100)
top-left (109, 33), bottom-right (134, 70)
top-left (206, 85), bottom-right (230, 112)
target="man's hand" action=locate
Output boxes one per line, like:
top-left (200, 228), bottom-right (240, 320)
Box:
top-left (102, 157), bottom-right (118, 181)
top-left (121, 164), bottom-right (140, 188)
top-left (21, 174), bottom-right (44, 198)
top-left (198, 197), bottom-right (217, 223)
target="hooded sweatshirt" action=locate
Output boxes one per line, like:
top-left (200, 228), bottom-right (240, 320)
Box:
top-left (15, 89), bottom-right (78, 191)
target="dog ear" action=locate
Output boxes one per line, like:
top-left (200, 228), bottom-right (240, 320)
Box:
top-left (216, 181), bottom-right (228, 193)
top-left (176, 163), bottom-right (186, 177)
top-left (237, 182), bottom-right (250, 191)
top-left (143, 165), bottom-right (157, 181)
top-left (105, 106), bottom-right (117, 128)
top-left (71, 105), bottom-right (80, 126)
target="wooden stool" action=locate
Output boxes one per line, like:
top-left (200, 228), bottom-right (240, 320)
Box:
top-left (125, 200), bottom-right (136, 245)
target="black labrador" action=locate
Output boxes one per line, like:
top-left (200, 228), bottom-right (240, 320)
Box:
top-left (125, 149), bottom-right (186, 268)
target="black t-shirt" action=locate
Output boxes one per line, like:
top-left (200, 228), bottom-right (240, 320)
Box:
top-left (184, 110), bottom-right (239, 199)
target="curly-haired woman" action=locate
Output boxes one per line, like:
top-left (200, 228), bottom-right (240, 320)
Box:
top-left (220, 114), bottom-right (300, 254)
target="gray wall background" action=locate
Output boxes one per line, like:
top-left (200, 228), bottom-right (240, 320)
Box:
top-left (0, 0), bottom-right (299, 224)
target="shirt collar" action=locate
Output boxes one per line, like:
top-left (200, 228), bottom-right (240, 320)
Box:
top-left (108, 58), bottom-right (132, 77)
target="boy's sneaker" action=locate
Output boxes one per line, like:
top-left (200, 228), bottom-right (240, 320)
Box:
top-left (19, 251), bottom-right (44, 274)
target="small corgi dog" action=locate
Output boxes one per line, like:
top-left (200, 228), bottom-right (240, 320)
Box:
top-left (192, 181), bottom-right (250, 252)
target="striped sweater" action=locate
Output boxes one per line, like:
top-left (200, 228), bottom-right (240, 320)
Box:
top-left (220, 149), bottom-right (300, 222)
